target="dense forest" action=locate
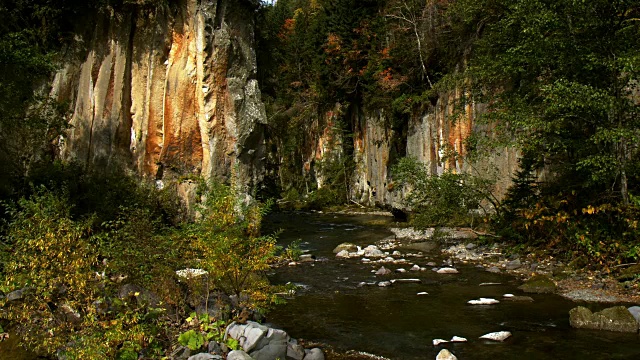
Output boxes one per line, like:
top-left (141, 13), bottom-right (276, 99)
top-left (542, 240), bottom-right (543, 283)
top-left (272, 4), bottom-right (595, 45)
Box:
top-left (256, 0), bottom-right (640, 265)
top-left (1, 0), bottom-right (640, 358)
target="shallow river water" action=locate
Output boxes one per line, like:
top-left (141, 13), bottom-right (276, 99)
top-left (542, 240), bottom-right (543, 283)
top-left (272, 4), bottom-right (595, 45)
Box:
top-left (264, 212), bottom-right (640, 360)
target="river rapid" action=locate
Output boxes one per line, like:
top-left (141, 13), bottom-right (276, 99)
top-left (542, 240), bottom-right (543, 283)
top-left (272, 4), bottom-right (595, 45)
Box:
top-left (264, 211), bottom-right (640, 360)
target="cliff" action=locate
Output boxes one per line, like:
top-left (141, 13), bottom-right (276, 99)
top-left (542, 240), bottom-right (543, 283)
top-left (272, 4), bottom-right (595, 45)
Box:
top-left (49, 0), bottom-right (266, 191)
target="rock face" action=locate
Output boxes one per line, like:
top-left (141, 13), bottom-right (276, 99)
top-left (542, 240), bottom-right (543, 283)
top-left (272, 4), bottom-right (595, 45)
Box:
top-left (569, 306), bottom-right (639, 333)
top-left (50, 0), bottom-right (265, 190)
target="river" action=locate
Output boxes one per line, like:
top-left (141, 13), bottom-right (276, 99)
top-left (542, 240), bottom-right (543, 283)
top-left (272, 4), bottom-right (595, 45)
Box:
top-left (264, 211), bottom-right (640, 360)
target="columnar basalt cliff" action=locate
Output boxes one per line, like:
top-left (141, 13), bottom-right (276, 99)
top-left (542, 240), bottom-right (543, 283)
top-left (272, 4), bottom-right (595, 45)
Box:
top-left (50, 0), bottom-right (266, 190)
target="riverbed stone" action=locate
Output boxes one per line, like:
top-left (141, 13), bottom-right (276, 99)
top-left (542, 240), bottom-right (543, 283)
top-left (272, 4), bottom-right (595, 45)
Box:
top-left (375, 266), bottom-right (392, 276)
top-left (437, 267), bottom-right (459, 274)
top-left (505, 259), bottom-right (522, 270)
top-left (378, 281), bottom-right (392, 287)
top-left (226, 350), bottom-right (253, 360)
top-left (518, 275), bottom-right (557, 294)
top-left (304, 348), bottom-right (325, 360)
top-left (503, 295), bottom-right (534, 302)
top-left (364, 245), bottom-right (385, 257)
top-left (335, 250), bottom-right (350, 258)
top-left (479, 331), bottom-right (512, 341)
top-left (333, 243), bottom-right (358, 253)
top-left (436, 349), bottom-right (457, 360)
top-left (569, 306), bottom-right (639, 332)
top-left (486, 266), bottom-right (501, 273)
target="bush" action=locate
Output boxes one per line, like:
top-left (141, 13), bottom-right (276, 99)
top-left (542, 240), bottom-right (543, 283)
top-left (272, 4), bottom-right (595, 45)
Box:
top-left (392, 157), bottom-right (496, 227)
top-left (0, 174), bottom-right (281, 358)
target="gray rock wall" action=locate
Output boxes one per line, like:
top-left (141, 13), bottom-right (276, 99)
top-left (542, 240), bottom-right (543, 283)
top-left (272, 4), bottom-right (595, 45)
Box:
top-left (50, 0), bottom-right (265, 190)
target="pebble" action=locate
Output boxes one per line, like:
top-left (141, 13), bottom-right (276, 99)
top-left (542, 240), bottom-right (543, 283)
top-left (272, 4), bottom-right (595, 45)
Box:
top-left (410, 265), bottom-right (421, 271)
top-left (378, 281), bottom-right (392, 287)
top-left (417, 292), bottom-right (429, 295)
top-left (396, 268), bottom-right (407, 273)
top-left (450, 336), bottom-right (467, 342)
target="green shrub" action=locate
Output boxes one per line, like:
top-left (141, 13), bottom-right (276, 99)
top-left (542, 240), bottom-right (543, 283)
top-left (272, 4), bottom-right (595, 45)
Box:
top-left (392, 157), bottom-right (495, 227)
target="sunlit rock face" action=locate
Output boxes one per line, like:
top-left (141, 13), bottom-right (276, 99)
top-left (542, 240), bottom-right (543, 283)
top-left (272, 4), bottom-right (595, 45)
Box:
top-left (50, 0), bottom-right (266, 190)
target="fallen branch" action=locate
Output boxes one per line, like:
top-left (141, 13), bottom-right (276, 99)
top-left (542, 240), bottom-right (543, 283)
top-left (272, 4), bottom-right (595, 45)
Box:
top-left (350, 199), bottom-right (366, 208)
top-left (614, 262), bottom-right (638, 268)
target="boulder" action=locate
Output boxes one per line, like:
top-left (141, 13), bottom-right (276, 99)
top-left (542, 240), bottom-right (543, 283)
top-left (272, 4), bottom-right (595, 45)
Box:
top-left (226, 321), bottom-right (269, 352)
top-left (333, 243), bottom-right (357, 254)
top-left (569, 306), bottom-right (638, 333)
top-left (303, 348), bottom-right (325, 360)
top-left (250, 328), bottom-right (288, 360)
top-left (335, 250), bottom-right (350, 258)
top-left (226, 350), bottom-right (254, 360)
top-left (436, 349), bottom-right (458, 360)
top-left (518, 275), bottom-right (556, 294)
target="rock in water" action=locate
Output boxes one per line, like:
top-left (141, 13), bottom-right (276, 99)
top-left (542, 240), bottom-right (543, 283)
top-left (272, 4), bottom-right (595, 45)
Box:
top-left (468, 298), bottom-right (500, 305)
top-left (378, 281), bottom-right (392, 287)
top-left (364, 245), bottom-right (385, 257)
top-left (304, 348), bottom-right (325, 360)
top-left (450, 336), bottom-right (467, 342)
top-left (432, 339), bottom-right (448, 346)
top-left (436, 349), bottom-right (458, 360)
top-left (518, 274), bottom-right (556, 293)
top-left (335, 250), bottom-right (350, 258)
top-left (569, 306), bottom-right (639, 332)
top-left (333, 243), bottom-right (357, 254)
top-left (479, 331), bottom-right (512, 341)
top-left (375, 266), bottom-right (392, 276)
top-left (437, 267), bottom-right (459, 274)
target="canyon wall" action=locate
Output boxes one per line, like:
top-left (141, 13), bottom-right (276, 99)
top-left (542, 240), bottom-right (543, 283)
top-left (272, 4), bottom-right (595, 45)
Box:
top-left (49, 0), bottom-right (266, 191)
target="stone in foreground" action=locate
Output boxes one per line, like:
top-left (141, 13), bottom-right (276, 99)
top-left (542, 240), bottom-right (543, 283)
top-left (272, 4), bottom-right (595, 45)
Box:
top-left (479, 331), bottom-right (512, 341)
top-left (569, 306), bottom-right (638, 333)
top-left (436, 349), bottom-right (458, 360)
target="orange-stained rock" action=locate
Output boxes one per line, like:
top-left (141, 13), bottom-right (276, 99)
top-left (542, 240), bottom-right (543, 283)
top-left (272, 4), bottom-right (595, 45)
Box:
top-left (50, 0), bottom-right (266, 191)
